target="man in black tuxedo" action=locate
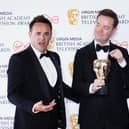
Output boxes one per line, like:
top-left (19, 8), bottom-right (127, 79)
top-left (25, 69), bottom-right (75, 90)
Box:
top-left (72, 9), bottom-right (129, 129)
top-left (7, 15), bottom-right (71, 129)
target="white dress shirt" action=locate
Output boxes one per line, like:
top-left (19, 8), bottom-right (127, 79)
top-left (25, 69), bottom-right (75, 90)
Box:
top-left (95, 40), bottom-right (109, 60)
top-left (31, 45), bottom-right (57, 87)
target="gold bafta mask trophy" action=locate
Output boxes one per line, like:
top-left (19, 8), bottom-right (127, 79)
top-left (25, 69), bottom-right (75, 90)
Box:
top-left (70, 114), bottom-right (79, 129)
top-left (93, 59), bottom-right (111, 95)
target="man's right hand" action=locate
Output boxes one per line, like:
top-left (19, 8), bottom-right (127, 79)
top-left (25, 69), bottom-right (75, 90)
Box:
top-left (33, 99), bottom-right (56, 113)
top-left (91, 79), bottom-right (105, 93)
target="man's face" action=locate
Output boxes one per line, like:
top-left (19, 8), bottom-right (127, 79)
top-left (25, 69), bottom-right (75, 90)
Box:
top-left (94, 15), bottom-right (116, 45)
top-left (29, 22), bottom-right (52, 52)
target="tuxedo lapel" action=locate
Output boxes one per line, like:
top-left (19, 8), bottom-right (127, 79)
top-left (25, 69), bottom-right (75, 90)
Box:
top-left (108, 42), bottom-right (117, 61)
top-left (27, 46), bottom-right (51, 104)
top-left (88, 41), bottom-right (98, 60)
top-left (107, 42), bottom-right (119, 80)
top-left (48, 51), bottom-right (61, 80)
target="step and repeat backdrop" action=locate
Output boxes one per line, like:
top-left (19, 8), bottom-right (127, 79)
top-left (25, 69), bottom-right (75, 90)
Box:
top-left (0, 0), bottom-right (129, 129)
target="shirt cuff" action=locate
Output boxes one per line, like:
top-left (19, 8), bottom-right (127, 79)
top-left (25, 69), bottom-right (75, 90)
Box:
top-left (118, 59), bottom-right (127, 68)
top-left (32, 103), bottom-right (40, 113)
top-left (89, 83), bottom-right (95, 94)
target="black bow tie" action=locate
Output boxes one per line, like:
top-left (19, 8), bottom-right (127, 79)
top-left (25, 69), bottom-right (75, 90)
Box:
top-left (96, 44), bottom-right (109, 52)
top-left (40, 52), bottom-right (49, 59)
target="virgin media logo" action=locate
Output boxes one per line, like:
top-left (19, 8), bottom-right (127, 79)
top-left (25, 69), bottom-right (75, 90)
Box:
top-left (13, 41), bottom-right (29, 53)
top-left (112, 40), bottom-right (128, 49)
top-left (43, 14), bottom-right (59, 24)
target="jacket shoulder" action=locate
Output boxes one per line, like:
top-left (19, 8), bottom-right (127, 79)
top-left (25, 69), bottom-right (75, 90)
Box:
top-left (76, 42), bottom-right (94, 55)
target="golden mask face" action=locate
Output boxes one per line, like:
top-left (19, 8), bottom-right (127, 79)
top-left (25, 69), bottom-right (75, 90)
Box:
top-left (70, 114), bottom-right (79, 129)
top-left (47, 37), bottom-right (55, 50)
top-left (68, 62), bottom-right (73, 77)
top-left (67, 9), bottom-right (80, 25)
top-left (93, 59), bottom-right (111, 80)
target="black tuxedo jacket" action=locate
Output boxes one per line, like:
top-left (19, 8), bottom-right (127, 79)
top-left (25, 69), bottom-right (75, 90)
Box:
top-left (7, 46), bottom-right (66, 129)
top-left (72, 41), bottom-right (129, 129)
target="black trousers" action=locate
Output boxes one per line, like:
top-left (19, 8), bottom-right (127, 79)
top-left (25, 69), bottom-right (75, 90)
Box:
top-left (80, 117), bottom-right (129, 129)
top-left (80, 124), bottom-right (129, 129)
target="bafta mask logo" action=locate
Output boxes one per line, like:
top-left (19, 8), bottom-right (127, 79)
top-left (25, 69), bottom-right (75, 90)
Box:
top-left (93, 59), bottom-right (111, 80)
top-left (47, 37), bottom-right (55, 50)
top-left (67, 9), bottom-right (80, 25)
top-left (70, 114), bottom-right (79, 129)
top-left (68, 62), bottom-right (73, 77)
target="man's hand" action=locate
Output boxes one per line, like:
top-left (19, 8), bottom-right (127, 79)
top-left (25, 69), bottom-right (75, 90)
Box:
top-left (92, 79), bottom-right (105, 93)
top-left (109, 49), bottom-right (124, 63)
top-left (34, 99), bottom-right (56, 112)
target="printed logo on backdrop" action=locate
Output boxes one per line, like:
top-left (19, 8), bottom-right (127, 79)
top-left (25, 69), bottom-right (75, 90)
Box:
top-left (68, 62), bottom-right (73, 77)
top-left (81, 10), bottom-right (98, 24)
top-left (0, 11), bottom-right (31, 26)
top-left (13, 38), bottom-right (55, 53)
top-left (0, 42), bottom-right (11, 53)
top-left (47, 37), bottom-right (55, 50)
top-left (81, 10), bottom-right (129, 25)
top-left (0, 42), bottom-right (10, 79)
top-left (118, 14), bottom-right (129, 24)
top-left (81, 9), bottom-right (114, 24)
top-left (0, 11), bottom-right (61, 25)
top-left (67, 9), bottom-right (80, 25)
top-left (0, 116), bottom-right (14, 129)
top-left (13, 41), bottom-right (30, 53)
top-left (112, 40), bottom-right (128, 49)
top-left (67, 9), bottom-right (98, 25)
top-left (0, 64), bottom-right (8, 79)
top-left (67, 9), bottom-right (129, 25)
top-left (0, 95), bottom-right (10, 104)
top-left (55, 37), bottom-right (88, 52)
top-left (43, 14), bottom-right (59, 24)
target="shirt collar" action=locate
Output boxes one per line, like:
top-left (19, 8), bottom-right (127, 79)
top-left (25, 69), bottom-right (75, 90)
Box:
top-left (94, 40), bottom-right (110, 47)
top-left (31, 44), bottom-right (47, 59)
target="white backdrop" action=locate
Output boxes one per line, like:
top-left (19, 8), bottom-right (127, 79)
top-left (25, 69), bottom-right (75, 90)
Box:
top-left (0, 0), bottom-right (129, 129)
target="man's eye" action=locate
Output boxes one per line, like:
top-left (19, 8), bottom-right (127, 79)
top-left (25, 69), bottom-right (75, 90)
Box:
top-left (44, 32), bottom-right (50, 36)
top-left (36, 32), bottom-right (41, 35)
top-left (103, 26), bottom-right (110, 30)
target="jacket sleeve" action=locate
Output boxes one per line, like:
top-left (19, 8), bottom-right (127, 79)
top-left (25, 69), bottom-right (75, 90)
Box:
top-left (7, 54), bottom-right (35, 114)
top-left (120, 48), bottom-right (129, 98)
top-left (63, 82), bottom-right (80, 103)
top-left (72, 50), bottom-right (92, 97)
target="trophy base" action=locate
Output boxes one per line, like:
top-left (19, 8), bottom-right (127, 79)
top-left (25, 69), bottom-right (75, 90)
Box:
top-left (96, 86), bottom-right (108, 95)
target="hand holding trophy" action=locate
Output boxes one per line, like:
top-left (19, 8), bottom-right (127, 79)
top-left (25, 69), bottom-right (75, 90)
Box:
top-left (93, 59), bottom-right (111, 95)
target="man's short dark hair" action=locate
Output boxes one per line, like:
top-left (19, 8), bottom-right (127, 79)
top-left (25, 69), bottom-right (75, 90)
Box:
top-left (97, 9), bottom-right (119, 28)
top-left (29, 15), bottom-right (52, 32)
